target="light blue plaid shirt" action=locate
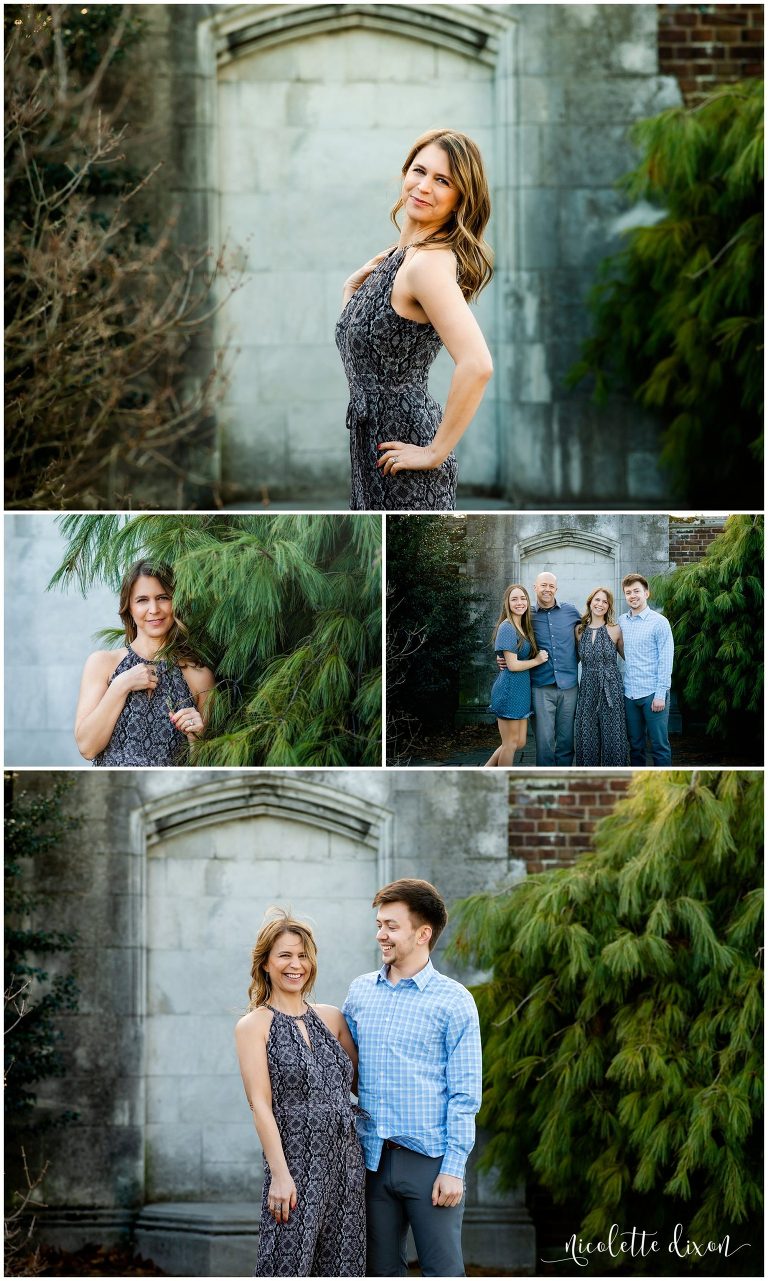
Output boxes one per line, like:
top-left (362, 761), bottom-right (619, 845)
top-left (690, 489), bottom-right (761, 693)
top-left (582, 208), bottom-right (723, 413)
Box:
top-left (342, 959), bottom-right (482, 1179)
top-left (619, 606), bottom-right (674, 701)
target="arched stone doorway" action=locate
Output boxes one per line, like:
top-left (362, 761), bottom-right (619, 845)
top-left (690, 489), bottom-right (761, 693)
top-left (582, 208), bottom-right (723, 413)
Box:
top-left (519, 527), bottom-right (619, 614)
top-left (134, 775), bottom-right (392, 1203)
top-left (200, 3), bottom-right (516, 501)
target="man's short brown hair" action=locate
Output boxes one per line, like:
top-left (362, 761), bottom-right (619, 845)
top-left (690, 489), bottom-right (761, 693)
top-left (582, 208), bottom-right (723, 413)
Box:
top-left (622, 573), bottom-right (649, 591)
top-left (372, 879), bottom-right (448, 951)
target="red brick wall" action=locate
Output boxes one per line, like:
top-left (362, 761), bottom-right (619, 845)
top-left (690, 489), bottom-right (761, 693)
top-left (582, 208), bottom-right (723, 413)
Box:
top-left (668, 519), bottom-right (726, 565)
top-left (509, 775), bottom-right (632, 874)
top-left (658, 4), bottom-right (764, 104)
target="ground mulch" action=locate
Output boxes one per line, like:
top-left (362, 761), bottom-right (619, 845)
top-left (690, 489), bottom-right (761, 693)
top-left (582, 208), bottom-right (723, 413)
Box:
top-left (14, 1245), bottom-right (166, 1276)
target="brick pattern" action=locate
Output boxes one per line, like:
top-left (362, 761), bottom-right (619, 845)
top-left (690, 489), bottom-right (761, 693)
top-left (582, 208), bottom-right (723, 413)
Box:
top-left (658, 4), bottom-right (764, 104)
top-left (668, 520), bottom-right (726, 565)
top-left (509, 775), bottom-right (632, 873)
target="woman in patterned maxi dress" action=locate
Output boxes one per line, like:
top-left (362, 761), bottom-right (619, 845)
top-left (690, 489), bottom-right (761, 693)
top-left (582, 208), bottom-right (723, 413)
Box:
top-left (74, 560), bottom-right (214, 765)
top-left (573, 587), bottom-right (630, 766)
top-left (485, 585), bottom-right (549, 768)
top-left (235, 912), bottom-right (365, 1278)
top-left (336, 128), bottom-right (494, 510)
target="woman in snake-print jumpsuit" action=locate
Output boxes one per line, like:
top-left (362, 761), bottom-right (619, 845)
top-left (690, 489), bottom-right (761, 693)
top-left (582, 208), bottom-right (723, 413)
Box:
top-left (255, 1006), bottom-right (366, 1277)
top-left (236, 914), bottom-right (365, 1279)
top-left (573, 587), bottom-right (630, 767)
top-left (335, 129), bottom-right (494, 511)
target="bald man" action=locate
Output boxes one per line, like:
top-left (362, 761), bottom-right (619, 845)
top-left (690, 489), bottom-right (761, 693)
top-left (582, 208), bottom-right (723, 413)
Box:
top-left (529, 573), bottom-right (581, 766)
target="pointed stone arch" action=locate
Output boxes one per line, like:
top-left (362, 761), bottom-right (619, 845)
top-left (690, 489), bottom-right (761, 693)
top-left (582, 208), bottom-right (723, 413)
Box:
top-left (211, 4), bottom-right (515, 66)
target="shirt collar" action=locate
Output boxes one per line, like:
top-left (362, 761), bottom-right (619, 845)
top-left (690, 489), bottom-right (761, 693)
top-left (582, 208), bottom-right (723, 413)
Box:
top-left (533, 600), bottom-right (559, 612)
top-left (627, 606), bottom-right (652, 620)
top-left (376, 958), bottom-right (435, 990)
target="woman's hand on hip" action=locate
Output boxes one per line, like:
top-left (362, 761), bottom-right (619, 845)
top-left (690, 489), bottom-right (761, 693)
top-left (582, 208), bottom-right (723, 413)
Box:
top-left (267, 1173), bottom-right (298, 1223)
top-left (377, 440), bottom-right (443, 474)
top-left (169, 705), bottom-right (204, 738)
top-left (115, 664), bottom-right (159, 694)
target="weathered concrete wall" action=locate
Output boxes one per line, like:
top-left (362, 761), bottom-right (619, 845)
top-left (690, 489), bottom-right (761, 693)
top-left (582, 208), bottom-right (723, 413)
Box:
top-left (456, 512), bottom-right (670, 714)
top-left (211, 14), bottom-right (501, 500)
top-left (505, 2), bottom-right (679, 505)
top-left (12, 774), bottom-right (148, 1213)
top-left (4, 515), bottom-right (117, 766)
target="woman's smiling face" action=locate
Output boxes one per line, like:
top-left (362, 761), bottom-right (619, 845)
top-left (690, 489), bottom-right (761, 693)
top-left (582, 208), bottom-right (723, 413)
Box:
top-left (129, 575), bottom-right (174, 640)
top-left (402, 142), bottom-right (460, 230)
top-left (590, 591), bottom-right (610, 618)
top-left (507, 588), bottom-right (529, 617)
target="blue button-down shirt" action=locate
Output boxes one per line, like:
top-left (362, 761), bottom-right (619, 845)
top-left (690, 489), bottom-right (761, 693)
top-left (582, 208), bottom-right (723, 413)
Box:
top-left (342, 959), bottom-right (482, 1178)
top-left (619, 606), bottom-right (674, 701)
top-left (531, 600), bottom-right (581, 689)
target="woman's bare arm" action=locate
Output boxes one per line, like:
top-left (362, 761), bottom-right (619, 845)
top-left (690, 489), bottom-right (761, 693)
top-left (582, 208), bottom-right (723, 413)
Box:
top-left (501, 647), bottom-right (548, 673)
top-left (378, 248), bottom-right (493, 474)
top-left (235, 1011), bottom-right (297, 1222)
top-left (169, 665), bottom-right (216, 741)
top-left (74, 650), bottom-right (152, 761)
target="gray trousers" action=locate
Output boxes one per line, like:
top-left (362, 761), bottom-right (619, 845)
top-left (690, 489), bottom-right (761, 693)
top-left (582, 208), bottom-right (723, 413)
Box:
top-left (531, 683), bottom-right (578, 766)
top-left (366, 1146), bottom-right (465, 1277)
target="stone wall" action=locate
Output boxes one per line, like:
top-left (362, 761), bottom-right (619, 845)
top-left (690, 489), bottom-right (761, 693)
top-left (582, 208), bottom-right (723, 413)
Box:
top-left (658, 3), bottom-right (764, 104)
top-left (4, 515), bottom-right (117, 766)
top-left (508, 773), bottom-right (632, 873)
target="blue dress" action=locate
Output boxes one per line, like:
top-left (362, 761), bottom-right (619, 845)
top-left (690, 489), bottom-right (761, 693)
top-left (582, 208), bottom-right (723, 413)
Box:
top-left (489, 621), bottom-right (533, 720)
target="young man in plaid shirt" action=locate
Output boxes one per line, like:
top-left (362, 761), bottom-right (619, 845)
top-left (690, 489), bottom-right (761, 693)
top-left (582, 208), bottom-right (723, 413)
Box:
top-left (343, 878), bottom-right (482, 1277)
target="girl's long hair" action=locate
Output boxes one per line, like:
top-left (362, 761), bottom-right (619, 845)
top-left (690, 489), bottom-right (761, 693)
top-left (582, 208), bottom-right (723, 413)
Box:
top-left (492, 584), bottom-right (539, 656)
top-left (248, 909), bottom-right (318, 1010)
top-left (118, 560), bottom-right (201, 665)
top-left (390, 128), bottom-right (493, 302)
top-left (579, 586), bottom-right (616, 631)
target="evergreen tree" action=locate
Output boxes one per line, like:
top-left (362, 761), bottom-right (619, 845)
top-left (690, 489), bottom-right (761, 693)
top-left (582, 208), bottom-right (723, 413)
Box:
top-left (5, 774), bottom-right (80, 1128)
top-left (50, 514), bottom-right (381, 765)
top-left (451, 772), bottom-right (763, 1274)
top-left (652, 515), bottom-right (763, 751)
top-left (386, 515), bottom-right (483, 760)
top-left (569, 80), bottom-right (763, 506)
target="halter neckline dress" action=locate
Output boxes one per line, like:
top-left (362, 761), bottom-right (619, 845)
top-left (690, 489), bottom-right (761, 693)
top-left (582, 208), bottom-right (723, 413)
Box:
top-left (92, 644), bottom-right (194, 767)
top-left (573, 625), bottom-right (630, 766)
top-left (254, 1004), bottom-right (365, 1277)
top-left (335, 245), bottom-right (458, 511)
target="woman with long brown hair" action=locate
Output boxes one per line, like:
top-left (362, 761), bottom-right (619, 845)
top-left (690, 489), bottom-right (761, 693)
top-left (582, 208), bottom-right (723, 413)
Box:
top-left (74, 560), bottom-right (214, 765)
top-left (485, 584), bottom-right (549, 768)
top-left (336, 128), bottom-right (494, 510)
top-left (235, 910), bottom-right (365, 1277)
top-left (573, 586), bottom-right (629, 766)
